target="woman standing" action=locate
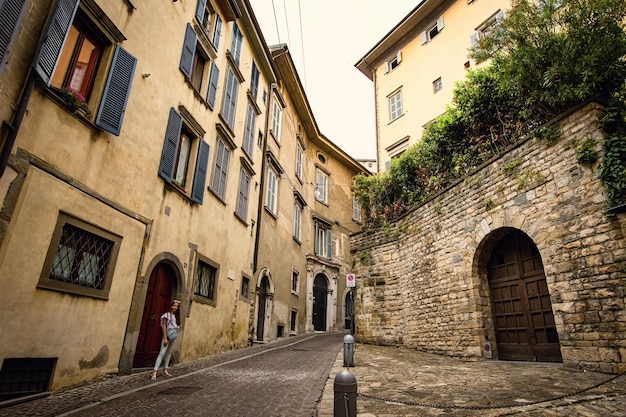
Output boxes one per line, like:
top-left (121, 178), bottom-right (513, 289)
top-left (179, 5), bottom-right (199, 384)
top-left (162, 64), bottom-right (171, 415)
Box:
top-left (150, 300), bottom-right (181, 380)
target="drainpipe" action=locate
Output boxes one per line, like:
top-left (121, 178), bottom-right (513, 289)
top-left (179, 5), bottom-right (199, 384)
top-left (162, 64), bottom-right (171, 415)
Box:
top-left (0, 70), bottom-right (36, 178)
top-left (252, 82), bottom-right (275, 273)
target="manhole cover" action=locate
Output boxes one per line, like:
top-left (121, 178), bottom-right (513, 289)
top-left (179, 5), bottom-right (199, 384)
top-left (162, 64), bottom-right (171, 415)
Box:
top-left (161, 386), bottom-right (202, 395)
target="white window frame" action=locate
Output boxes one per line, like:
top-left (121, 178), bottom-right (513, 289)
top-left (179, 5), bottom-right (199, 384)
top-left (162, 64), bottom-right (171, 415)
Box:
top-left (421, 17), bottom-right (444, 44)
top-left (295, 143), bottom-right (304, 180)
top-left (293, 203), bottom-right (302, 241)
top-left (271, 100), bottom-right (282, 141)
top-left (315, 170), bottom-right (328, 204)
top-left (433, 77), bottom-right (443, 94)
top-left (389, 90), bottom-right (403, 121)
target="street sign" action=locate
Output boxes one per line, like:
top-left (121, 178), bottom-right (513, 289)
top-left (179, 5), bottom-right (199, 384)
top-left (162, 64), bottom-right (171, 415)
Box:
top-left (346, 273), bottom-right (356, 288)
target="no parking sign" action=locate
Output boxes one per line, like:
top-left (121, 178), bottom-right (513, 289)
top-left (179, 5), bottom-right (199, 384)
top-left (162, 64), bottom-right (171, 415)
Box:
top-left (346, 273), bottom-right (356, 288)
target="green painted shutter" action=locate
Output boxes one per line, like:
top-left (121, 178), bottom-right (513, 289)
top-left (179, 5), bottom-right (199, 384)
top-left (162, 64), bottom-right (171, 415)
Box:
top-left (206, 62), bottom-right (219, 109)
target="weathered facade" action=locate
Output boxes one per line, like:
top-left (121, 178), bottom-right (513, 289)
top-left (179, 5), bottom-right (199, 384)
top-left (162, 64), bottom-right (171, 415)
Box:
top-left (0, 0), bottom-right (362, 397)
top-left (351, 103), bottom-right (626, 374)
top-left (252, 45), bottom-right (365, 343)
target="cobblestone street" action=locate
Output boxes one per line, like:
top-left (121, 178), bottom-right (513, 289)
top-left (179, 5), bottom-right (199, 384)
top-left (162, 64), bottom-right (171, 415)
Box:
top-left (2, 334), bottom-right (625, 416)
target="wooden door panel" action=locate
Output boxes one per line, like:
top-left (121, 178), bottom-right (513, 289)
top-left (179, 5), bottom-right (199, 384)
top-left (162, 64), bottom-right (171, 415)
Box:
top-left (488, 232), bottom-right (562, 362)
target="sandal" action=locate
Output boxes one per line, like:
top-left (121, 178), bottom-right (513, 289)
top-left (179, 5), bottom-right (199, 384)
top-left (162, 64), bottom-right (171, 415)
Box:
top-left (150, 371), bottom-right (157, 381)
top-left (164, 369), bottom-right (172, 377)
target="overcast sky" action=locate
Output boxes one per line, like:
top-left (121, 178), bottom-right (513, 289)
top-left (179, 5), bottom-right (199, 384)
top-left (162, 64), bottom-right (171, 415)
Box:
top-left (248, 1), bottom-right (417, 160)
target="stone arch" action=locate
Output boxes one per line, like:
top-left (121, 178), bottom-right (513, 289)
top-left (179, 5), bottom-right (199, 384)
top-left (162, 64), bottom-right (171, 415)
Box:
top-left (120, 252), bottom-right (185, 373)
top-left (254, 269), bottom-right (274, 342)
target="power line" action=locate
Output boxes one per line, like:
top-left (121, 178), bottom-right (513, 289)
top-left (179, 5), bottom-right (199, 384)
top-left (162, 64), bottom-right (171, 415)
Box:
top-left (271, 0), bottom-right (281, 44)
top-left (282, 0), bottom-right (292, 47)
top-left (297, 0), bottom-right (307, 90)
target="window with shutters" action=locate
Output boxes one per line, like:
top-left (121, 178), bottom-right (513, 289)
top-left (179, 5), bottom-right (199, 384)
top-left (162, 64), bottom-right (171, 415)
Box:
top-left (193, 256), bottom-right (218, 306)
top-left (220, 67), bottom-right (239, 130)
top-left (180, 23), bottom-right (217, 104)
top-left (315, 169), bottom-right (328, 204)
top-left (0, 0), bottom-right (27, 77)
top-left (229, 23), bottom-right (243, 66)
top-left (37, 213), bottom-right (121, 299)
top-left (470, 10), bottom-right (506, 57)
top-left (158, 107), bottom-right (211, 204)
top-left (33, 0), bottom-right (136, 136)
top-left (293, 202), bottom-right (302, 242)
top-left (210, 136), bottom-right (231, 200)
top-left (314, 220), bottom-right (333, 259)
top-left (250, 61), bottom-right (260, 100)
top-left (420, 16), bottom-right (445, 44)
top-left (271, 99), bottom-right (282, 141)
top-left (195, 0), bottom-right (222, 51)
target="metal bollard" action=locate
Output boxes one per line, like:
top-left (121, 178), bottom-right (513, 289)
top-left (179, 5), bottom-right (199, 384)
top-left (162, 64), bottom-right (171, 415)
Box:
top-left (333, 370), bottom-right (357, 417)
top-left (343, 334), bottom-right (355, 367)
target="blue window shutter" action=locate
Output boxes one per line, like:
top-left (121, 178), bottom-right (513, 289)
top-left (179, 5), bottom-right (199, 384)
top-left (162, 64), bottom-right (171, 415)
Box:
top-left (158, 108), bottom-right (182, 182)
top-left (250, 61), bottom-right (259, 99)
top-left (33, 0), bottom-right (79, 85)
top-left (191, 140), bottom-right (210, 204)
top-left (95, 46), bottom-right (136, 136)
top-left (195, 0), bottom-right (206, 24)
top-left (212, 14), bottom-right (222, 50)
top-left (179, 23), bottom-right (196, 79)
top-left (206, 62), bottom-right (219, 109)
top-left (0, 0), bottom-right (27, 76)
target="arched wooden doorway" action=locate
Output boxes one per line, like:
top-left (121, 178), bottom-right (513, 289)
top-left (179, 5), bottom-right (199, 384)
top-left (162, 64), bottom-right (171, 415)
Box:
top-left (313, 274), bottom-right (328, 331)
top-left (488, 231), bottom-right (562, 362)
top-left (133, 263), bottom-right (177, 368)
top-left (256, 276), bottom-right (269, 341)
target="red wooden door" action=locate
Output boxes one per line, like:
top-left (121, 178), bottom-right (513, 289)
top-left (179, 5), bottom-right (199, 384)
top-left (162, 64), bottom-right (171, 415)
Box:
top-left (133, 264), bottom-right (174, 368)
top-left (488, 232), bottom-right (562, 362)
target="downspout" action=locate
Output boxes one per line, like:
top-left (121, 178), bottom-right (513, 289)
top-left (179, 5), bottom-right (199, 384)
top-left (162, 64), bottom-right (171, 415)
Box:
top-left (252, 82), bottom-right (275, 273)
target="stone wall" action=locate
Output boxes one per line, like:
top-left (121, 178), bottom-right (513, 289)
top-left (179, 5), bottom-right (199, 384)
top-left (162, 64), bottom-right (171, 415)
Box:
top-left (351, 102), bottom-right (626, 374)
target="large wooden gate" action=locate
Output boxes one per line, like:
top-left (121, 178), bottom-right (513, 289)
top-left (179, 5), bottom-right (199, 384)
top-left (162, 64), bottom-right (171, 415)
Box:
top-left (488, 231), bottom-right (562, 362)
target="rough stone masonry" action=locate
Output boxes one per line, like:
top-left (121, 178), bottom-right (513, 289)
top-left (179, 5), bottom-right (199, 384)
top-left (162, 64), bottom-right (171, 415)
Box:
top-left (351, 102), bottom-right (626, 374)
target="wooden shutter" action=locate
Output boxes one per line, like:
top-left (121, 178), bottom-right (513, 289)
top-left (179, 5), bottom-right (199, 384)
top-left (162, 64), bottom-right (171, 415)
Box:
top-left (420, 31), bottom-right (427, 45)
top-left (206, 62), bottom-right (219, 109)
top-left (179, 23), bottom-right (196, 79)
top-left (212, 14), bottom-right (222, 50)
top-left (158, 108), bottom-right (183, 182)
top-left (96, 46), bottom-right (136, 136)
top-left (236, 169), bottom-right (250, 217)
top-left (250, 61), bottom-right (259, 99)
top-left (33, 0), bottom-right (79, 85)
top-left (195, 0), bottom-right (207, 24)
top-left (0, 0), bottom-right (27, 74)
top-left (191, 140), bottom-right (210, 204)
top-left (326, 229), bottom-right (333, 259)
top-left (436, 17), bottom-right (444, 31)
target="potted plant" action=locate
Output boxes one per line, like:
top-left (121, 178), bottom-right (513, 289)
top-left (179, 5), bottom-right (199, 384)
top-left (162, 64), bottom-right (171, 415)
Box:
top-left (53, 87), bottom-right (92, 116)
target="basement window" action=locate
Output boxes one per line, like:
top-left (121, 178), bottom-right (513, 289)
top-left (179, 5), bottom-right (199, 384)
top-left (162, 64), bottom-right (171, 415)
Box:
top-left (0, 358), bottom-right (56, 401)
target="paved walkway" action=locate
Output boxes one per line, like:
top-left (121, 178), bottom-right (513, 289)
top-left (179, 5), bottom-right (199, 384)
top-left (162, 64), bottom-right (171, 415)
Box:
top-left (2, 334), bottom-right (625, 416)
top-left (316, 342), bottom-right (626, 416)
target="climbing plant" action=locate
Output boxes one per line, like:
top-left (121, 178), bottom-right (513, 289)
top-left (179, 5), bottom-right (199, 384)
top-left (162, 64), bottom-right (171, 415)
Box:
top-left (354, 0), bottom-right (626, 226)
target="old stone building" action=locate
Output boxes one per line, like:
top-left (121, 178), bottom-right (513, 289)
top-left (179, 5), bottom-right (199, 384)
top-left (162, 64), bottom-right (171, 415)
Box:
top-left (0, 0), bottom-right (363, 398)
top-left (351, 103), bottom-right (626, 374)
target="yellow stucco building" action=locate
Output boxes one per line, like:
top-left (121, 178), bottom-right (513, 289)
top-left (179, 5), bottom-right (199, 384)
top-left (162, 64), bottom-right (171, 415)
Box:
top-left (0, 0), bottom-right (364, 398)
top-left (356, 0), bottom-right (510, 172)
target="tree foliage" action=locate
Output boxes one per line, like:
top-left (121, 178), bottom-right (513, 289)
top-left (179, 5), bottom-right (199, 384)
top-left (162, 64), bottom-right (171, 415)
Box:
top-left (354, 0), bottom-right (626, 226)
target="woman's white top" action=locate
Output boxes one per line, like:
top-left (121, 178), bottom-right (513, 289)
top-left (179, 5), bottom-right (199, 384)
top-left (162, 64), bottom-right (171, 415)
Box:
top-left (161, 312), bottom-right (179, 331)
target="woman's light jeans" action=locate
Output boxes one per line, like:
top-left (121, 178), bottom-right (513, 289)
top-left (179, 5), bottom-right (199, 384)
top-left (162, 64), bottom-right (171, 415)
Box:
top-left (153, 329), bottom-right (178, 371)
